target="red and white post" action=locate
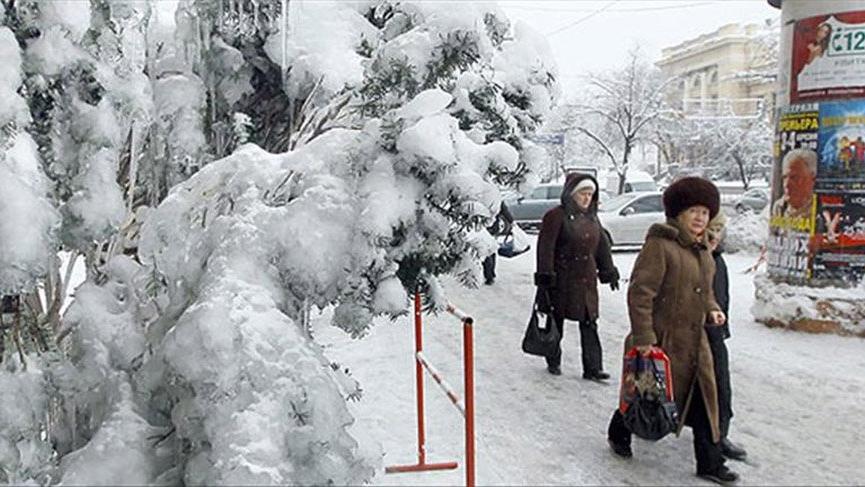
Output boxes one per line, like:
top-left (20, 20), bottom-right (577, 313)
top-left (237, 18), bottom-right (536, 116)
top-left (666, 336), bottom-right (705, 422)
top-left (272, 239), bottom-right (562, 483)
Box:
top-left (385, 290), bottom-right (476, 487)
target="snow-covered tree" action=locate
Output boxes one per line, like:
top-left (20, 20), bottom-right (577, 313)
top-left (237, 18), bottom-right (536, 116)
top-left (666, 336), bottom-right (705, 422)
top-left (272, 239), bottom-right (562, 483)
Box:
top-left (573, 48), bottom-right (671, 194)
top-left (1, 1), bottom-right (559, 484)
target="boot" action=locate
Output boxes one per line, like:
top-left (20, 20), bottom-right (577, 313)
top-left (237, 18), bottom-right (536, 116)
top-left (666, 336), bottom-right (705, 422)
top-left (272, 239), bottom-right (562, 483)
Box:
top-left (608, 439), bottom-right (632, 458)
top-left (547, 365), bottom-right (561, 375)
top-left (697, 465), bottom-right (739, 485)
top-left (583, 370), bottom-right (610, 382)
top-left (720, 438), bottom-right (747, 461)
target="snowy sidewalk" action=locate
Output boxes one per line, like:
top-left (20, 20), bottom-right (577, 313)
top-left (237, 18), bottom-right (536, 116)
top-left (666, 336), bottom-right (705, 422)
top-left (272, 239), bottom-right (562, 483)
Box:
top-left (317, 246), bottom-right (865, 486)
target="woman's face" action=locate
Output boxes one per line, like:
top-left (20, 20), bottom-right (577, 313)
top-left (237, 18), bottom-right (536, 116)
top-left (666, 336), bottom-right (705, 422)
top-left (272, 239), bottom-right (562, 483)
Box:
top-left (573, 188), bottom-right (595, 210)
top-left (817, 24), bottom-right (830, 41)
top-left (677, 205), bottom-right (710, 237)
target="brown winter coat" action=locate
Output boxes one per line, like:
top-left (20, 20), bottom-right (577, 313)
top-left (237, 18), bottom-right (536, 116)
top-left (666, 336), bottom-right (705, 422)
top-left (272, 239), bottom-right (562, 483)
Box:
top-left (535, 174), bottom-right (618, 321)
top-left (626, 219), bottom-right (723, 442)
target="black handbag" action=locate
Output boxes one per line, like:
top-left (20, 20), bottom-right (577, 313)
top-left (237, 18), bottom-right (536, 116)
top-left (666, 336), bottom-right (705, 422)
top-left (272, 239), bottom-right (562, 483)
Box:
top-left (521, 304), bottom-right (560, 357)
top-left (622, 354), bottom-right (679, 441)
top-left (498, 233), bottom-right (530, 258)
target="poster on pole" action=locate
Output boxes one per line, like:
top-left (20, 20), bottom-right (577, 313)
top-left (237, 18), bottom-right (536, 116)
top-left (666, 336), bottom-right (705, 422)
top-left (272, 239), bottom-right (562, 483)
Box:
top-left (811, 192), bottom-right (865, 280)
top-left (815, 99), bottom-right (865, 191)
top-left (791, 11), bottom-right (865, 103)
top-left (768, 103), bottom-right (819, 281)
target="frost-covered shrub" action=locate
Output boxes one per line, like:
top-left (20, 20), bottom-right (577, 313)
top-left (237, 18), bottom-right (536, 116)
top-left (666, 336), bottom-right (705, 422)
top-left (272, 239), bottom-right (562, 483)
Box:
top-left (0, 26), bottom-right (59, 293)
top-left (724, 207), bottom-right (769, 254)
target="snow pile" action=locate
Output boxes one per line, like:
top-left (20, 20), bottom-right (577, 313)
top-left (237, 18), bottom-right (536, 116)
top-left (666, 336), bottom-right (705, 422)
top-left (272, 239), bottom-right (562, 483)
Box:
top-left (752, 273), bottom-right (865, 336)
top-left (724, 207), bottom-right (769, 254)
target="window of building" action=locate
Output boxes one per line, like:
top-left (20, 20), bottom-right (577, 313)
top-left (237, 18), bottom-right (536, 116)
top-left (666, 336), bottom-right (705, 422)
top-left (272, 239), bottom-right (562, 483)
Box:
top-left (710, 71), bottom-right (718, 83)
top-left (693, 77), bottom-right (701, 88)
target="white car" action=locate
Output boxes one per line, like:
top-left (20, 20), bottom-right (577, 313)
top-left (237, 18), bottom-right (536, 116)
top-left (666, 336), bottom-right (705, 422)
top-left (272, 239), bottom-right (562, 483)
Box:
top-left (598, 192), bottom-right (665, 246)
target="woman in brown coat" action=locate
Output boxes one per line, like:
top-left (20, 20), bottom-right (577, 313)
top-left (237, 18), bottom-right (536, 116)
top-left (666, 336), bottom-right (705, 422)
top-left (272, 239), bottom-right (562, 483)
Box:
top-left (606, 177), bottom-right (739, 485)
top-left (534, 173), bottom-right (619, 380)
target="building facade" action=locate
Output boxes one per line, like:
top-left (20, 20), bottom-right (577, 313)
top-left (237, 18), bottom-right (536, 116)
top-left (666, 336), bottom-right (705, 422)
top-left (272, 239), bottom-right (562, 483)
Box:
top-left (656, 21), bottom-right (778, 119)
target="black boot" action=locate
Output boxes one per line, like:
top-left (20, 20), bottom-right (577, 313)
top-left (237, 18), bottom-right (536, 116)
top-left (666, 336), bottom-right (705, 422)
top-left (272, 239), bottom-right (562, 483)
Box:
top-left (608, 439), bottom-right (632, 458)
top-left (547, 365), bottom-right (561, 375)
top-left (720, 438), bottom-right (748, 461)
top-left (583, 370), bottom-right (610, 382)
top-left (697, 465), bottom-right (739, 485)
top-left (607, 410), bottom-right (632, 458)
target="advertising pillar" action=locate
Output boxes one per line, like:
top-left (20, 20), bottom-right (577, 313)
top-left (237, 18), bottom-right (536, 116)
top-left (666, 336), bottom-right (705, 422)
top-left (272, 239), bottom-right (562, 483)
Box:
top-left (757, 0), bottom-right (865, 336)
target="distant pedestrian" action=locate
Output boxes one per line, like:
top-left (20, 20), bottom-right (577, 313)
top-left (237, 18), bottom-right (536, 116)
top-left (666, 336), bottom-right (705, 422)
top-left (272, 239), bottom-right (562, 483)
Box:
top-left (606, 176), bottom-right (739, 485)
top-left (484, 201), bottom-right (514, 285)
top-left (705, 211), bottom-right (748, 462)
top-left (533, 173), bottom-right (619, 380)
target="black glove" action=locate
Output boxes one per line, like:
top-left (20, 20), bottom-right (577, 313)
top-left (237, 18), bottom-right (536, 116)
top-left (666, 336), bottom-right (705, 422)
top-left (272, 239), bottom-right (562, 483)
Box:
top-left (599, 267), bottom-right (620, 285)
top-left (609, 280), bottom-right (619, 291)
top-left (534, 287), bottom-right (553, 314)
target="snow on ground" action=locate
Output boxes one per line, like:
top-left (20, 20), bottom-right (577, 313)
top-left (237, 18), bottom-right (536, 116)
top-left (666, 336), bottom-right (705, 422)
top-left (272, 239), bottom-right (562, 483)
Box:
top-left (317, 236), bottom-right (865, 486)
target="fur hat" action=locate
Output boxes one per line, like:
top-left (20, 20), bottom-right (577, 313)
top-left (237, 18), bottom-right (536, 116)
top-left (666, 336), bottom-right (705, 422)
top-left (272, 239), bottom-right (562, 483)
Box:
top-left (662, 176), bottom-right (720, 219)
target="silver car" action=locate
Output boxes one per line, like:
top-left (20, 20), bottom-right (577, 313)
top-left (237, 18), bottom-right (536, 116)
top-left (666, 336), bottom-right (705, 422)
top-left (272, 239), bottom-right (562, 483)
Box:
top-left (598, 192), bottom-right (665, 247)
top-left (506, 183), bottom-right (563, 231)
top-left (733, 187), bottom-right (769, 213)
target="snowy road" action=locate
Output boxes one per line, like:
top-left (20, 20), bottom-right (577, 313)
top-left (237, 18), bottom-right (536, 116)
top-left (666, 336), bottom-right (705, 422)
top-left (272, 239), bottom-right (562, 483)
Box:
top-left (317, 239), bottom-right (865, 486)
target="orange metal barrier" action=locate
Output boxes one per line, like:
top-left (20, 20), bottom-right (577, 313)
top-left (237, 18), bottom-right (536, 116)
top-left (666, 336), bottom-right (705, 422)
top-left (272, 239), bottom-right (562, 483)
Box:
top-left (385, 290), bottom-right (476, 487)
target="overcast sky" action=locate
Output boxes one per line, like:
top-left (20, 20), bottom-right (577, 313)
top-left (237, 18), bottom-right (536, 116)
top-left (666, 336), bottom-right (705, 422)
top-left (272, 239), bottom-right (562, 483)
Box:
top-left (500, 0), bottom-right (780, 97)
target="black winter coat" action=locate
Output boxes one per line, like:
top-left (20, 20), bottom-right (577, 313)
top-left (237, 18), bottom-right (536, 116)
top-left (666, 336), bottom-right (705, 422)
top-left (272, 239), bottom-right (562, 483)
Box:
top-left (712, 248), bottom-right (731, 339)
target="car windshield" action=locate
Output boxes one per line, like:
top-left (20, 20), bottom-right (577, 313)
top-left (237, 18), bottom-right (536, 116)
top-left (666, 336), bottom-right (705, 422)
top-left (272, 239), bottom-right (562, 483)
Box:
top-left (599, 193), bottom-right (634, 211)
top-left (628, 181), bottom-right (656, 192)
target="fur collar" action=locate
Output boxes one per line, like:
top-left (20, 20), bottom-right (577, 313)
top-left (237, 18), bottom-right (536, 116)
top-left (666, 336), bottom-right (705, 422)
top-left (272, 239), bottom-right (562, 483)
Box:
top-left (647, 220), bottom-right (707, 250)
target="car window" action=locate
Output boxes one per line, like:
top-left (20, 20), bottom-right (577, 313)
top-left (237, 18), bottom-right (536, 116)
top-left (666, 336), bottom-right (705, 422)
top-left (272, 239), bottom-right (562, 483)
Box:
top-left (629, 181), bottom-right (657, 192)
top-left (547, 186), bottom-right (562, 199)
top-left (601, 193), bottom-right (635, 211)
top-left (628, 195), bottom-right (663, 214)
top-left (529, 186), bottom-right (546, 199)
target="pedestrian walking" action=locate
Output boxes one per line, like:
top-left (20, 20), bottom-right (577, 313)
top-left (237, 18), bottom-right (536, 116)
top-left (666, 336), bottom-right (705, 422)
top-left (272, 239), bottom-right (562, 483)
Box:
top-left (484, 201), bottom-right (514, 285)
top-left (606, 176), bottom-right (739, 485)
top-left (705, 211), bottom-right (748, 462)
top-left (533, 173), bottom-right (620, 380)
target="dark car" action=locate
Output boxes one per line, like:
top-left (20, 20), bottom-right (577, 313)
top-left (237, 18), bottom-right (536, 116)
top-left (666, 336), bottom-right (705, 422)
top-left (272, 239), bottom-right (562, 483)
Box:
top-left (505, 183), bottom-right (563, 231)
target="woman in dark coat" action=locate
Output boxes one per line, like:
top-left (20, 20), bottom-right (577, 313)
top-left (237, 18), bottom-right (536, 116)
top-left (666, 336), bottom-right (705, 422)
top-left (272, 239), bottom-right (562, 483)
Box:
top-left (606, 176), bottom-right (739, 485)
top-left (533, 173), bottom-right (619, 380)
top-left (706, 212), bottom-right (748, 462)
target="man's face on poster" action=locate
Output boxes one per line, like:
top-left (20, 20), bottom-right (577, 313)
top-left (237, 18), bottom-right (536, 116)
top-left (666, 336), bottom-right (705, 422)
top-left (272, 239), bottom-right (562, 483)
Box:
top-left (783, 157), bottom-right (815, 209)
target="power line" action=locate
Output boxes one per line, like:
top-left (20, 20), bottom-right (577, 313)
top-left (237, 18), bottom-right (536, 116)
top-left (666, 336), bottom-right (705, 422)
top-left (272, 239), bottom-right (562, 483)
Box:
top-left (511, 1), bottom-right (719, 15)
top-left (544, 0), bottom-right (623, 37)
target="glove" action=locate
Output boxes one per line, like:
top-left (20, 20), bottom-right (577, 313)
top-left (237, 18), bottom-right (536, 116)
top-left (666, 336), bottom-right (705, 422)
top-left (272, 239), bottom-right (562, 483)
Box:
top-left (534, 287), bottom-right (553, 314)
top-left (599, 267), bottom-right (620, 286)
top-left (609, 280), bottom-right (619, 291)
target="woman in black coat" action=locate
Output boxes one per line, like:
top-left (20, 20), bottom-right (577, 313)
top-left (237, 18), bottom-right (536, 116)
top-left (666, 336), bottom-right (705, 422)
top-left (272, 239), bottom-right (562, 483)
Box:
top-left (706, 212), bottom-right (748, 462)
top-left (533, 173), bottom-right (619, 380)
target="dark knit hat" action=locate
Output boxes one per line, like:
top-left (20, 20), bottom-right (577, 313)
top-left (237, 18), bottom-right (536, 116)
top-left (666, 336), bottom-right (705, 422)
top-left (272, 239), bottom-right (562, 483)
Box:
top-left (662, 176), bottom-right (720, 219)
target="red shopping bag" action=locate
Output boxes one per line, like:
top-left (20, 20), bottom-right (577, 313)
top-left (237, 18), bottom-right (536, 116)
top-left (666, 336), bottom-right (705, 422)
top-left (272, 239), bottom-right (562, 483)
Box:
top-left (618, 346), bottom-right (674, 414)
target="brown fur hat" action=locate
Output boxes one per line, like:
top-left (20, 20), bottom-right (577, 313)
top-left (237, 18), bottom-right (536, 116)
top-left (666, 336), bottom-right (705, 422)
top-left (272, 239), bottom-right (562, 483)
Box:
top-left (662, 176), bottom-right (720, 219)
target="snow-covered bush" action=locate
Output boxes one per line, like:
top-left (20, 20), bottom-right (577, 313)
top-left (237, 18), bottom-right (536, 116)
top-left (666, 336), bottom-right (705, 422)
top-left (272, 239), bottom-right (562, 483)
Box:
top-left (0, 26), bottom-right (60, 294)
top-left (724, 207), bottom-right (769, 254)
top-left (2, 1), bottom-right (559, 483)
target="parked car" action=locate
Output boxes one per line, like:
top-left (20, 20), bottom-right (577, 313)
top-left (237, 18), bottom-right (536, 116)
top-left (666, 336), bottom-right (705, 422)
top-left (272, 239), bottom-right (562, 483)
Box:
top-left (597, 192), bottom-right (665, 246)
top-left (506, 182), bottom-right (563, 231)
top-left (733, 187), bottom-right (769, 213)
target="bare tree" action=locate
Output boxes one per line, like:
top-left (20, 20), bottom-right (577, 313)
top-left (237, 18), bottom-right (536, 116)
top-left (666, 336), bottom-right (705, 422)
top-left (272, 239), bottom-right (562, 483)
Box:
top-left (574, 48), bottom-right (673, 194)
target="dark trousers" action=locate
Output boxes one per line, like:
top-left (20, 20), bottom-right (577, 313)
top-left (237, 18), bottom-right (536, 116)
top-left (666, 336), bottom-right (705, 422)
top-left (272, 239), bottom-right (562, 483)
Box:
top-left (707, 327), bottom-right (733, 438)
top-left (482, 254), bottom-right (496, 282)
top-left (607, 382), bottom-right (725, 474)
top-left (544, 315), bottom-right (603, 374)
